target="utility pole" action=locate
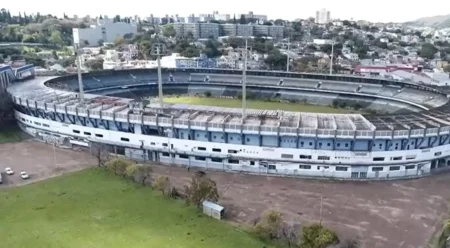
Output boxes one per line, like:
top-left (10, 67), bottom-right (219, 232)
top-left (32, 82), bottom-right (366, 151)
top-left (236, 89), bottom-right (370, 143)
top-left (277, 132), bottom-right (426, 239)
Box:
top-left (241, 38), bottom-right (248, 121)
top-left (75, 44), bottom-right (84, 103)
top-left (329, 40), bottom-right (334, 75)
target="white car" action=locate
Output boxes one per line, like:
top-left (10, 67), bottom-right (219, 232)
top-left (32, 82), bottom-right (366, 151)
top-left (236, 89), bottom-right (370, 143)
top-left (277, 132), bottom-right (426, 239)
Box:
top-left (20, 172), bottom-right (29, 180)
top-left (5, 167), bottom-right (14, 175)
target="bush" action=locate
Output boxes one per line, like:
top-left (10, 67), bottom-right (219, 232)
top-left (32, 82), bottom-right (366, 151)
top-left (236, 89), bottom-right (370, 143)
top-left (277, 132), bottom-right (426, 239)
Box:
top-left (298, 224), bottom-right (339, 248)
top-left (204, 91), bottom-right (212, 97)
top-left (252, 210), bottom-right (283, 241)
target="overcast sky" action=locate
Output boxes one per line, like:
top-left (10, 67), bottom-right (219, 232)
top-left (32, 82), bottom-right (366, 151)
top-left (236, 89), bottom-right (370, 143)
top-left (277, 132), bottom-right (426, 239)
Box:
top-left (2, 0), bottom-right (450, 23)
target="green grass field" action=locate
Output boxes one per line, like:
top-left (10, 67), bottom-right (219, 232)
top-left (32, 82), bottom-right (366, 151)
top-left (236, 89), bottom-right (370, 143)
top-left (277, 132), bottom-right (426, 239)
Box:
top-left (0, 125), bottom-right (23, 144)
top-left (163, 96), bottom-right (358, 114)
top-left (0, 169), bottom-right (272, 248)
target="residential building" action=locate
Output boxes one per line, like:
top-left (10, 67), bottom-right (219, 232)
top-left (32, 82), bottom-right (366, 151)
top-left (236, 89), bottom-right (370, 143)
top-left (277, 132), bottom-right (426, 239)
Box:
top-left (186, 14), bottom-right (200, 23)
top-left (73, 18), bottom-right (138, 46)
top-left (240, 11), bottom-right (268, 22)
top-left (212, 11), bottom-right (230, 21)
top-left (236, 25), bottom-right (253, 37)
top-left (199, 23), bottom-right (220, 39)
top-left (315, 8), bottom-right (331, 24)
top-left (221, 24), bottom-right (237, 36)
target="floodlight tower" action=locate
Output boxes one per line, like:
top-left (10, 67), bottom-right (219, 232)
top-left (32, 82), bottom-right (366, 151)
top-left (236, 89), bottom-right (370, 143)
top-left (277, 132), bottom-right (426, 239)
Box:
top-left (286, 37), bottom-right (290, 72)
top-left (241, 38), bottom-right (248, 121)
top-left (329, 40), bottom-right (335, 75)
top-left (151, 43), bottom-right (166, 109)
top-left (75, 44), bottom-right (85, 103)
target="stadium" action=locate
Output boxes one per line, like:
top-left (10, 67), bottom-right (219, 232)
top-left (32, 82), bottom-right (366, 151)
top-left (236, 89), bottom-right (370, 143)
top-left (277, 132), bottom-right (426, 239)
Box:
top-left (3, 65), bottom-right (450, 180)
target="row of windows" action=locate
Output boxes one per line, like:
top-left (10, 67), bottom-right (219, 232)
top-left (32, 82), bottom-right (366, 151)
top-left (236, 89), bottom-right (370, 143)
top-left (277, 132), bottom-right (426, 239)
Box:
top-left (73, 130), bottom-right (103, 138)
top-left (372, 165), bottom-right (416, 172)
top-left (374, 152), bottom-right (443, 162)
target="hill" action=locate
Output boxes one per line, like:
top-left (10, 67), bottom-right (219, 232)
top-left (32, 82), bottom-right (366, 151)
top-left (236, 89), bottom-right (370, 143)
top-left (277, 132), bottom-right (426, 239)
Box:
top-left (405, 14), bottom-right (450, 28)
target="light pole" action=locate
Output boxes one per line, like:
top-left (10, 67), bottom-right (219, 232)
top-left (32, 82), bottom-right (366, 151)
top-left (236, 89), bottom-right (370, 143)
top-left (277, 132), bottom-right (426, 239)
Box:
top-left (75, 44), bottom-right (85, 103)
top-left (329, 40), bottom-right (335, 75)
top-left (241, 38), bottom-right (248, 121)
top-left (151, 43), bottom-right (166, 109)
top-left (286, 37), bottom-right (290, 72)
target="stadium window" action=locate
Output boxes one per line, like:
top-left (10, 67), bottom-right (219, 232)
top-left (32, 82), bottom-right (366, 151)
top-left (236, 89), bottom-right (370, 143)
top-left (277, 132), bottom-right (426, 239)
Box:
top-left (268, 165), bottom-right (276, 170)
top-left (162, 153), bottom-right (170, 157)
top-left (230, 137), bottom-right (234, 140)
top-left (228, 159), bottom-right (239, 164)
top-left (406, 155), bottom-right (416, 160)
top-left (299, 165), bottom-right (311, 170)
top-left (43, 124), bottom-right (50, 127)
top-left (373, 157), bottom-right (385, 161)
top-left (95, 134), bottom-right (103, 138)
top-left (212, 148), bottom-right (221, 152)
top-left (197, 147), bottom-right (206, 151)
top-left (327, 143), bottom-right (331, 147)
top-left (391, 156), bottom-right (402, 161)
top-left (372, 167), bottom-right (383, 172)
top-left (435, 152), bottom-right (442, 156)
top-left (336, 166), bottom-right (348, 171)
top-left (196, 133), bottom-right (199, 137)
top-left (150, 142), bottom-right (156, 145)
top-left (318, 156), bottom-right (330, 161)
top-left (162, 143), bottom-right (168, 147)
top-left (34, 122), bottom-right (41, 126)
top-left (73, 130), bottom-right (80, 134)
top-left (281, 154), bottom-right (294, 159)
top-left (300, 141), bottom-right (304, 146)
top-left (213, 135), bottom-right (216, 139)
top-left (84, 132), bottom-right (91, 136)
top-left (345, 143), bottom-right (349, 147)
top-left (246, 138), bottom-right (250, 142)
top-left (337, 143), bottom-right (341, 147)
top-left (300, 155), bottom-right (312, 159)
top-left (228, 149), bottom-right (238, 154)
top-left (250, 161), bottom-right (255, 166)
top-left (195, 156), bottom-right (206, 161)
top-left (121, 137), bottom-right (130, 142)
top-left (405, 165), bottom-right (415, 170)
top-left (179, 154), bottom-right (189, 159)
top-left (389, 166), bottom-right (400, 171)
top-left (211, 158), bottom-right (223, 163)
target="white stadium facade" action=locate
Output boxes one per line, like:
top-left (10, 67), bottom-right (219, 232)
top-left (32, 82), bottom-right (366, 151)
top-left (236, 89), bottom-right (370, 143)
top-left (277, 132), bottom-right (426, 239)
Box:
top-left (3, 65), bottom-right (450, 180)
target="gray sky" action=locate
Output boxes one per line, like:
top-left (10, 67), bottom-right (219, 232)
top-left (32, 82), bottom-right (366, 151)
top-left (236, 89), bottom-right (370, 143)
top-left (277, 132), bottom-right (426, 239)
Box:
top-left (2, 0), bottom-right (450, 23)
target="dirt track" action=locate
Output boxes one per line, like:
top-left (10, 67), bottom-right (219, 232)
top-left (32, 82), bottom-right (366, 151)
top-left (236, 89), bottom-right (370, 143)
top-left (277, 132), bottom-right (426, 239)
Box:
top-left (1, 140), bottom-right (449, 248)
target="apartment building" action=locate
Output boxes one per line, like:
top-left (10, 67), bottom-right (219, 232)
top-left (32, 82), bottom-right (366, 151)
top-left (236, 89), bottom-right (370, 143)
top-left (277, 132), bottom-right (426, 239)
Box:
top-left (73, 18), bottom-right (138, 46)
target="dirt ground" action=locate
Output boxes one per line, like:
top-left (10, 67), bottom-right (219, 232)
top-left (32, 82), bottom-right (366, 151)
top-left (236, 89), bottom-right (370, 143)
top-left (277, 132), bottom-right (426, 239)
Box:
top-left (1, 140), bottom-right (449, 248)
top-left (151, 165), bottom-right (450, 248)
top-left (0, 140), bottom-right (95, 187)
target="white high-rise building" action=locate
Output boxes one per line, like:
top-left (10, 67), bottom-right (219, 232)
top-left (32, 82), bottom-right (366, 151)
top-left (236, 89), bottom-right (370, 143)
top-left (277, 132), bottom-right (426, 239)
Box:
top-left (315, 8), bottom-right (331, 24)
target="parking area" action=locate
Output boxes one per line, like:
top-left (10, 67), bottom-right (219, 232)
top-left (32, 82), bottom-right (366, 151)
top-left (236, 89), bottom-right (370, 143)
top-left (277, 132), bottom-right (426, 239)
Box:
top-left (0, 140), bottom-right (95, 187)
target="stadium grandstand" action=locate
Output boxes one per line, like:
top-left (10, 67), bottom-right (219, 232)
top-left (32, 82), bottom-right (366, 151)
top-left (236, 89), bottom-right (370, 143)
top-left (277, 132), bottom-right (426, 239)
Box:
top-left (5, 67), bottom-right (450, 180)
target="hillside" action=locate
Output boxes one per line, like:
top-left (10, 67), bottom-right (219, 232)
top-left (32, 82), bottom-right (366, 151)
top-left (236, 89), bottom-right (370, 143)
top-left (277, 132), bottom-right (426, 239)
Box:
top-left (405, 14), bottom-right (450, 28)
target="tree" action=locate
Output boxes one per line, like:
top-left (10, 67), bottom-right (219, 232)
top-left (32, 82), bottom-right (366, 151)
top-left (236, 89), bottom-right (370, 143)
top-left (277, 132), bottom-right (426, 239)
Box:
top-left (152, 176), bottom-right (171, 195)
top-left (105, 158), bottom-right (132, 177)
top-left (239, 15), bottom-right (247, 24)
top-left (125, 164), bottom-right (152, 185)
top-left (162, 24), bottom-right (176, 37)
top-left (298, 224), bottom-right (339, 248)
top-left (90, 142), bottom-right (109, 167)
top-left (0, 91), bottom-right (13, 124)
top-left (420, 43), bottom-right (438, 60)
top-left (98, 39), bottom-right (104, 46)
top-left (252, 210), bottom-right (284, 241)
top-left (184, 173), bottom-right (219, 208)
top-left (85, 58), bottom-right (104, 70)
top-left (203, 39), bottom-right (221, 58)
top-left (114, 35), bottom-right (125, 47)
top-left (49, 30), bottom-right (63, 47)
top-left (52, 50), bottom-right (59, 60)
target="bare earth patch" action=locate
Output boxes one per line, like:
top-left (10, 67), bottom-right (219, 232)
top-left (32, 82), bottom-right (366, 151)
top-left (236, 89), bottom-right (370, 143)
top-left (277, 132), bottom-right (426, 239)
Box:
top-left (1, 141), bottom-right (449, 248)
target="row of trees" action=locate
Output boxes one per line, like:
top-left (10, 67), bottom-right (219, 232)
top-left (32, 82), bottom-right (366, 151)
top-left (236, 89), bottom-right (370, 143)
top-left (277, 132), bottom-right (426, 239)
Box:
top-left (250, 209), bottom-right (359, 248)
top-left (96, 152), bottom-right (219, 209)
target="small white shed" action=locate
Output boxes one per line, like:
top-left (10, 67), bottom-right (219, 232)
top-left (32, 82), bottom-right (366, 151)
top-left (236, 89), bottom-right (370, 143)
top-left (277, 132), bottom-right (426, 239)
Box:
top-left (202, 200), bottom-right (224, 220)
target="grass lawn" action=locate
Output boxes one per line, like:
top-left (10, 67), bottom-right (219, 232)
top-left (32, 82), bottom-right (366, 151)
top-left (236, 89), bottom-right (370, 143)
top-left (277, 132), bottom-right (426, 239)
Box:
top-left (0, 169), bottom-right (272, 248)
top-left (163, 96), bottom-right (359, 114)
top-left (0, 125), bottom-right (23, 144)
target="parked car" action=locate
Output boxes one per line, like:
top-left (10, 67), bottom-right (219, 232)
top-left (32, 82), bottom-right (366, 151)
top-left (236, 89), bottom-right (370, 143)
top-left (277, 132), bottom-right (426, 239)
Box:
top-left (20, 172), bottom-right (29, 180)
top-left (5, 167), bottom-right (14, 175)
